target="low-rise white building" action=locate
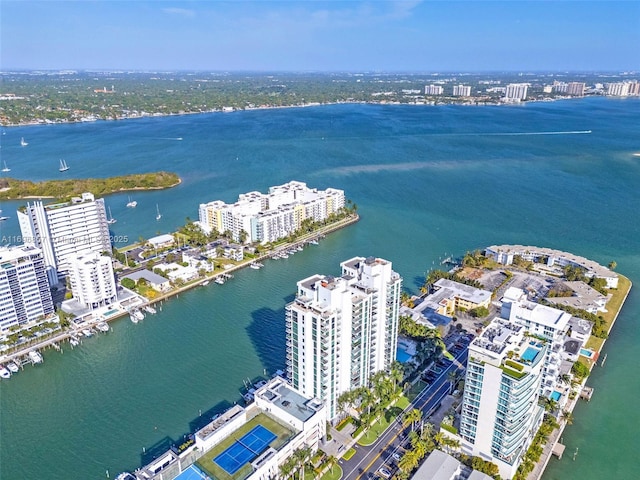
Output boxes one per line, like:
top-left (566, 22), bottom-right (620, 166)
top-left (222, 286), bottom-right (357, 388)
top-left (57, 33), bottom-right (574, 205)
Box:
top-left (485, 245), bottom-right (618, 288)
top-left (155, 263), bottom-right (199, 283)
top-left (147, 234), bottom-right (175, 250)
top-left (121, 269), bottom-right (171, 293)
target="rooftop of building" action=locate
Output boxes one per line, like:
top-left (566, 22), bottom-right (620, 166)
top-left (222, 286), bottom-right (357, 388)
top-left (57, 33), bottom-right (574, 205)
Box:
top-left (148, 234), bottom-right (175, 245)
top-left (509, 297), bottom-right (571, 330)
top-left (433, 278), bottom-right (492, 304)
top-left (411, 449), bottom-right (460, 480)
top-left (486, 244), bottom-right (617, 279)
top-left (0, 245), bottom-right (43, 265)
top-left (567, 316), bottom-right (593, 336)
top-left (255, 376), bottom-right (324, 423)
top-left (471, 317), bottom-right (545, 370)
top-left (122, 269), bottom-right (170, 286)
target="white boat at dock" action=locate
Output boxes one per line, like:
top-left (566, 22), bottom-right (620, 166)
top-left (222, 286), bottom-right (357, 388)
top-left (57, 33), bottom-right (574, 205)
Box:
top-left (250, 262), bottom-right (264, 269)
top-left (96, 322), bottom-right (110, 332)
top-left (0, 365), bottom-right (11, 379)
top-left (214, 277), bottom-right (226, 285)
top-left (69, 337), bottom-right (80, 347)
top-left (201, 280), bottom-right (210, 286)
top-left (144, 305), bottom-right (156, 314)
top-left (29, 350), bottom-right (43, 364)
top-left (7, 361), bottom-right (19, 373)
top-left (133, 309), bottom-right (144, 321)
top-left (82, 329), bottom-right (94, 337)
top-left (130, 312), bottom-right (139, 324)
top-left (309, 239), bottom-right (319, 245)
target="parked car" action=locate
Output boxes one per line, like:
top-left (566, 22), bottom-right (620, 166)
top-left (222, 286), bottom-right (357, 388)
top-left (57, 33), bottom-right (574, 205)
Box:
top-left (378, 468), bottom-right (392, 478)
top-left (392, 452), bottom-right (402, 462)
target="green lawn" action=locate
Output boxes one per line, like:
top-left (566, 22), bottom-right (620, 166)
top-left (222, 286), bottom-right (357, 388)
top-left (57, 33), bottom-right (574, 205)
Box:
top-left (357, 405), bottom-right (404, 446)
top-left (342, 448), bottom-right (357, 461)
top-left (196, 413), bottom-right (294, 480)
top-left (321, 465), bottom-right (343, 480)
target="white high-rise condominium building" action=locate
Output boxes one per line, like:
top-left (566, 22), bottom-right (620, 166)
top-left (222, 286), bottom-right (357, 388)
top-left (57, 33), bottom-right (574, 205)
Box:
top-left (566, 82), bottom-right (585, 96)
top-left (452, 85), bottom-right (472, 97)
top-left (0, 246), bottom-right (55, 333)
top-left (285, 256), bottom-right (402, 419)
top-left (198, 181), bottom-right (345, 244)
top-left (17, 192), bottom-right (111, 285)
top-left (459, 318), bottom-right (545, 479)
top-left (607, 81), bottom-right (640, 97)
top-left (425, 85), bottom-right (444, 95)
top-left (501, 288), bottom-right (570, 398)
top-left (504, 83), bottom-right (529, 101)
top-left (68, 252), bottom-right (117, 309)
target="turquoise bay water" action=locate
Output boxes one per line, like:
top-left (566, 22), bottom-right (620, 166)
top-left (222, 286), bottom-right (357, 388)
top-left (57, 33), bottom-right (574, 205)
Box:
top-left (0, 98), bottom-right (639, 479)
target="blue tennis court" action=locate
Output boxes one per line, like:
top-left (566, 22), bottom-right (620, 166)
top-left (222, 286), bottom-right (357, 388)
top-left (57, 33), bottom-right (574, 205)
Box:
top-left (174, 464), bottom-right (211, 480)
top-left (214, 425), bottom-right (277, 475)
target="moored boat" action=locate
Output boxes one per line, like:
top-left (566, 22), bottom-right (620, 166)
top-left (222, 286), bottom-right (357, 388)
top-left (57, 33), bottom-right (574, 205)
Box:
top-left (97, 322), bottom-right (109, 332)
top-left (144, 305), bottom-right (156, 314)
top-left (7, 362), bottom-right (19, 373)
top-left (0, 365), bottom-right (11, 379)
top-left (29, 350), bottom-right (43, 364)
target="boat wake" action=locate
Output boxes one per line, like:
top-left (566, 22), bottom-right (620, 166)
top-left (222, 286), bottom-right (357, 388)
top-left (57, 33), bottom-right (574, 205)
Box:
top-left (478, 130), bottom-right (592, 136)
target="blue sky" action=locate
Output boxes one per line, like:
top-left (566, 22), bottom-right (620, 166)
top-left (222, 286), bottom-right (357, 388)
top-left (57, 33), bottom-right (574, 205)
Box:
top-left (2, 1), bottom-right (638, 71)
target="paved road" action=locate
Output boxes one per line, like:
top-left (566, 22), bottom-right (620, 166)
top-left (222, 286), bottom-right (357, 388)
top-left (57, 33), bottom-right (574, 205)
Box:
top-left (339, 347), bottom-right (469, 480)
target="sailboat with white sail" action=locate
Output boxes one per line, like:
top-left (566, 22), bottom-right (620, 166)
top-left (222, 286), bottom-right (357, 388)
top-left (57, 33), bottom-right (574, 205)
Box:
top-left (59, 159), bottom-right (69, 172)
top-left (20, 137), bottom-right (28, 147)
top-left (1, 161), bottom-right (10, 172)
top-left (107, 206), bottom-right (117, 224)
top-left (156, 204), bottom-right (162, 221)
top-left (126, 196), bottom-right (137, 208)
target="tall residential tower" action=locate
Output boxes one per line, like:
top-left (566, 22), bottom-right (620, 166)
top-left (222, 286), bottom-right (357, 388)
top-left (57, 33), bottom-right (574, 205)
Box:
top-left (17, 192), bottom-right (111, 285)
top-left (459, 318), bottom-right (545, 479)
top-left (285, 256), bottom-right (402, 419)
top-left (0, 246), bottom-right (55, 333)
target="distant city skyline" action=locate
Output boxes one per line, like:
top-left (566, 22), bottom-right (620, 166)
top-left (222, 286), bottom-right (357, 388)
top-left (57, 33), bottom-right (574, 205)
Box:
top-left (2, 1), bottom-right (639, 72)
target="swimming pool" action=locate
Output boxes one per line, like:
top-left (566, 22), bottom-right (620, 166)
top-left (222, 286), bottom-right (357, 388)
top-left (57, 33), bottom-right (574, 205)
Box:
top-left (521, 346), bottom-right (539, 362)
top-left (396, 347), bottom-right (412, 363)
top-left (103, 309), bottom-right (120, 318)
top-left (580, 348), bottom-right (594, 358)
top-left (551, 390), bottom-right (562, 402)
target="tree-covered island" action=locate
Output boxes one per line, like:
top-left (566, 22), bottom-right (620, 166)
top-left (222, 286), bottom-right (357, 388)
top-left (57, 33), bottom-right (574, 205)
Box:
top-left (0, 171), bottom-right (180, 200)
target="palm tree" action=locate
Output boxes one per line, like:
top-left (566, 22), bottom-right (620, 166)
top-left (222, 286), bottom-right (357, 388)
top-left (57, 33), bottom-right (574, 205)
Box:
top-left (398, 450), bottom-right (419, 473)
top-left (279, 456), bottom-right (296, 480)
top-left (561, 409), bottom-right (574, 425)
top-left (389, 361), bottom-right (404, 392)
top-left (403, 408), bottom-right (423, 431)
top-left (447, 370), bottom-right (458, 394)
top-left (325, 455), bottom-right (338, 476)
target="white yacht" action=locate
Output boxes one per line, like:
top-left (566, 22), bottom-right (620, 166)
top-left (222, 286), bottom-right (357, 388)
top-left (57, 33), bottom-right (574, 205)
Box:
top-left (144, 305), bottom-right (156, 314)
top-left (126, 196), bottom-right (137, 208)
top-left (130, 312), bottom-right (139, 324)
top-left (133, 309), bottom-right (144, 321)
top-left (7, 362), bottom-right (19, 373)
top-left (97, 322), bottom-right (110, 332)
top-left (29, 350), bottom-right (43, 364)
top-left (0, 365), bottom-right (11, 379)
